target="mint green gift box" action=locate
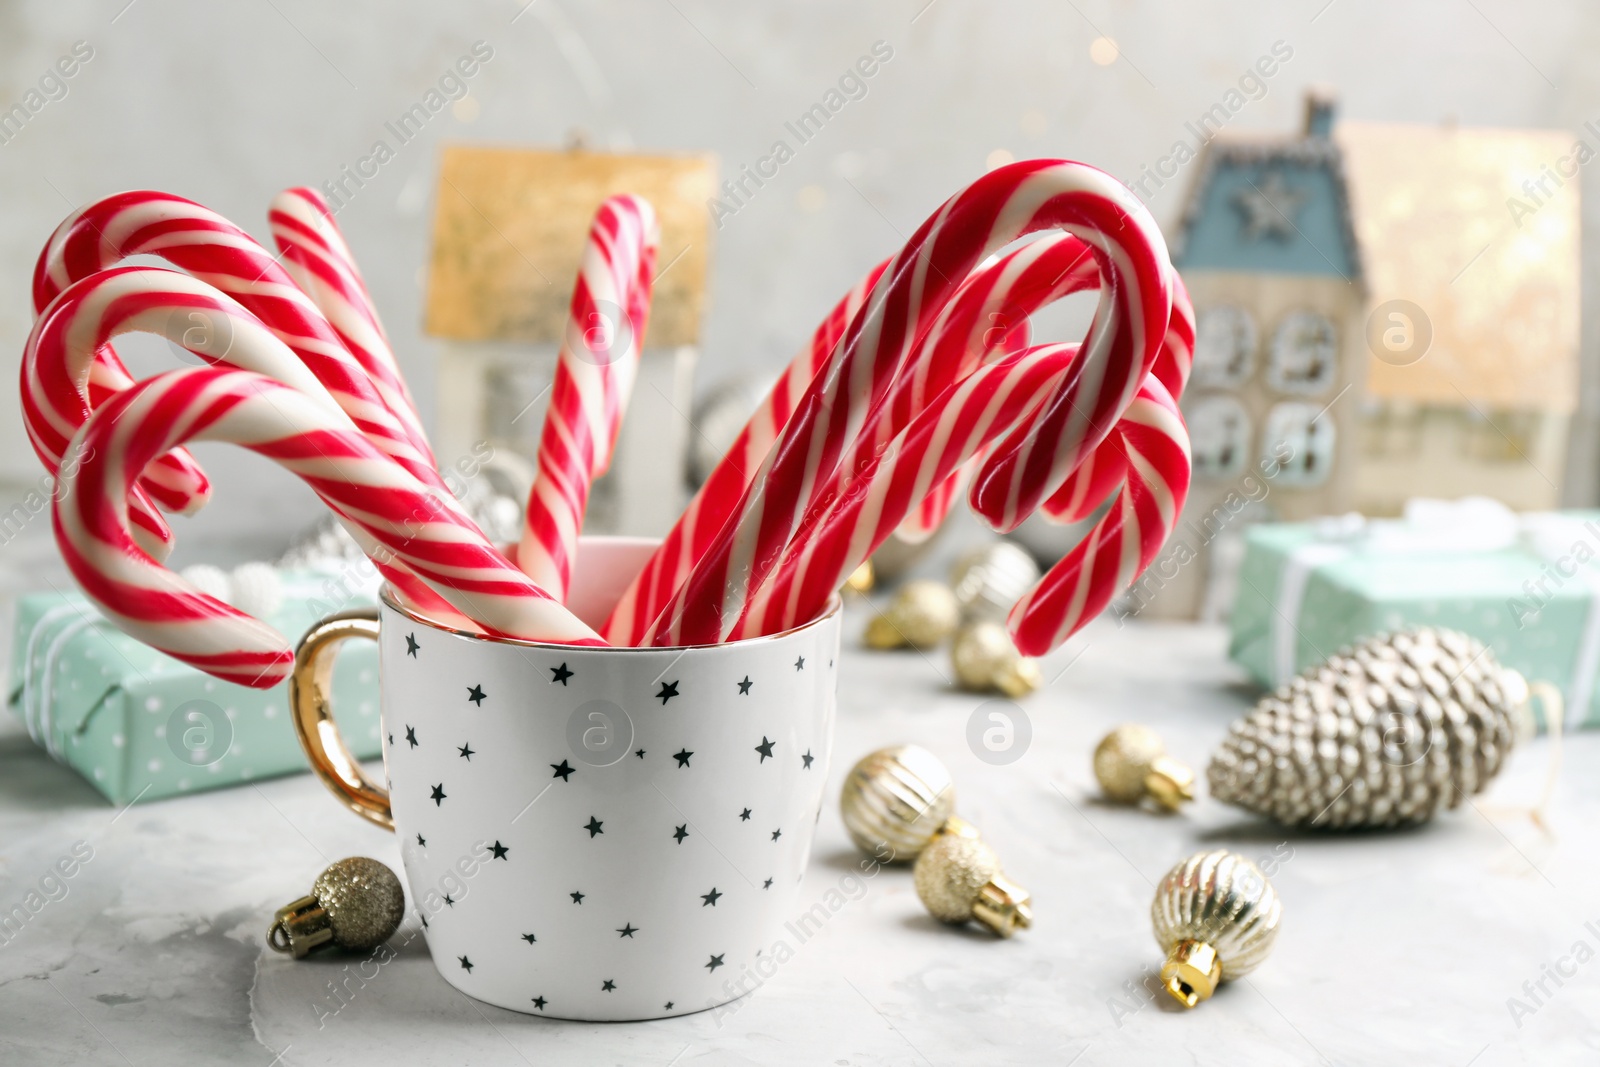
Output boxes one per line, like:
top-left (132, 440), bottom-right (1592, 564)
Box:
top-left (6, 571), bottom-right (382, 804)
top-left (1228, 504), bottom-right (1600, 732)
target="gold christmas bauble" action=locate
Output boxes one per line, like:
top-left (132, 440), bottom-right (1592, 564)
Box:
top-left (1093, 724), bottom-right (1194, 811)
top-left (864, 579), bottom-right (960, 650)
top-left (1151, 849), bottom-right (1281, 1007)
top-left (949, 541), bottom-right (1040, 623)
top-left (840, 745), bottom-right (955, 861)
top-left (912, 817), bottom-right (1032, 937)
top-left (268, 857), bottom-right (405, 957)
top-left (951, 621), bottom-right (1041, 697)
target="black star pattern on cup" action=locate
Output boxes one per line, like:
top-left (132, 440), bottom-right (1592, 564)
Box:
top-left (701, 887), bottom-right (722, 907)
top-left (522, 932), bottom-right (537, 944)
top-left (585, 816), bottom-right (605, 838)
top-left (387, 733), bottom-right (394, 746)
top-left (551, 759), bottom-right (575, 782)
top-left (467, 684), bottom-right (487, 706)
top-left (635, 748), bottom-right (646, 759)
top-left (531, 996), bottom-right (547, 1010)
top-left (763, 877), bottom-right (774, 889)
top-left (771, 828), bottom-right (782, 842)
top-left (459, 955), bottom-right (472, 972)
top-left (431, 784), bottom-right (447, 806)
top-left (571, 891), bottom-right (585, 904)
top-left (405, 633), bottom-right (419, 657)
top-left (755, 737), bottom-right (776, 762)
top-left (673, 824), bottom-right (689, 844)
top-left (737, 676), bottom-right (752, 695)
top-left (706, 954), bottom-right (724, 972)
top-left (673, 748), bottom-right (693, 768)
top-left (602, 979), bottom-right (616, 991)
top-left (405, 726), bottom-right (418, 748)
top-left (420, 914), bottom-right (429, 928)
top-left (489, 840), bottom-right (509, 860)
top-left (801, 750), bottom-right (814, 769)
top-left (458, 743), bottom-right (474, 761)
top-left (416, 833), bottom-right (426, 848)
top-left (656, 680), bottom-right (680, 704)
top-left (664, 1001), bottom-right (674, 1010)
top-left (739, 808), bottom-right (752, 821)
top-left (550, 662), bottom-right (573, 685)
top-left (617, 922), bottom-right (638, 938)
top-left (794, 656), bottom-right (805, 671)
top-left (443, 894), bottom-right (455, 908)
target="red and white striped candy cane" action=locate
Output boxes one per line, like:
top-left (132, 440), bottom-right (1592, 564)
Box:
top-left (643, 160), bottom-right (1171, 646)
top-left (55, 367), bottom-right (604, 687)
top-left (1038, 276), bottom-right (1194, 524)
top-left (737, 354), bottom-right (1191, 653)
top-left (32, 191), bottom-right (440, 488)
top-left (599, 255), bottom-right (891, 643)
top-left (518, 196), bottom-right (659, 601)
top-left (81, 347), bottom-right (210, 517)
top-left (734, 343), bottom-right (1083, 640)
top-left (23, 268), bottom-right (345, 558)
top-left (267, 187), bottom-right (428, 449)
top-left (1007, 374), bottom-right (1190, 654)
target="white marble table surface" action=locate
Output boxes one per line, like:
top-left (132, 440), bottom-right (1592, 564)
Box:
top-left (0, 598), bottom-right (1594, 1066)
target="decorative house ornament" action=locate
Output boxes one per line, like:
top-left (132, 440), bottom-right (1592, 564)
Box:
top-left (425, 145), bottom-right (717, 538)
top-left (1131, 89), bottom-right (1580, 621)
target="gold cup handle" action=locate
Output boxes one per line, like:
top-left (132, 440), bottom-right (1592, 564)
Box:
top-left (289, 609), bottom-right (392, 831)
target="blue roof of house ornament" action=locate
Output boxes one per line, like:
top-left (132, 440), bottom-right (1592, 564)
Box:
top-left (1172, 89), bottom-right (1363, 285)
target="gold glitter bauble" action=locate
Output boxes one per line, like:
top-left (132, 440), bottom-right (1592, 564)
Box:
top-left (912, 817), bottom-right (1032, 937)
top-left (1208, 627), bottom-right (1527, 829)
top-left (951, 621), bottom-right (1040, 697)
top-left (1093, 724), bottom-right (1194, 811)
top-left (268, 856), bottom-right (405, 957)
top-left (1151, 849), bottom-right (1281, 1008)
top-left (839, 745), bottom-right (954, 861)
top-left (864, 579), bottom-right (960, 650)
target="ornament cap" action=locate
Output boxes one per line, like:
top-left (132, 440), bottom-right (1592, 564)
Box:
top-left (1161, 939), bottom-right (1222, 1008)
top-left (1144, 755), bottom-right (1196, 812)
top-left (972, 872), bottom-right (1034, 937)
top-left (267, 894), bottom-right (334, 958)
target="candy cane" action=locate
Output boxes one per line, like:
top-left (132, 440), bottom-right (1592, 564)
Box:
top-left (1037, 276), bottom-right (1193, 524)
top-left (55, 367), bottom-right (604, 687)
top-left (32, 191), bottom-right (440, 488)
top-left (734, 343), bottom-right (1083, 640)
top-left (1007, 375), bottom-right (1190, 654)
top-left (23, 268), bottom-right (345, 558)
top-left (267, 187), bottom-right (427, 445)
top-left (599, 255), bottom-right (891, 643)
top-left (643, 160), bottom-right (1171, 646)
top-left (82, 347), bottom-right (210, 517)
top-left (517, 196), bottom-right (659, 601)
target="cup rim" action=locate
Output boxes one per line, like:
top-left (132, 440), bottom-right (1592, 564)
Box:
top-left (378, 584), bottom-right (842, 652)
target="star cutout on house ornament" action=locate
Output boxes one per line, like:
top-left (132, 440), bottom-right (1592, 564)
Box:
top-left (1233, 170), bottom-right (1307, 241)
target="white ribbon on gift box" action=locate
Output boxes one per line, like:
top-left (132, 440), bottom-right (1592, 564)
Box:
top-left (1270, 497), bottom-right (1600, 730)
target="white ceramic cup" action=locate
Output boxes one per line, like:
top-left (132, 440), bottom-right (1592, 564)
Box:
top-left (290, 537), bottom-right (841, 1021)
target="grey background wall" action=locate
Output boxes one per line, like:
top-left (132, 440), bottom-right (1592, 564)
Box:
top-left (0, 0), bottom-right (1594, 562)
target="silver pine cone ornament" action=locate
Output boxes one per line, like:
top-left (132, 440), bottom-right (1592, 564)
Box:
top-left (1208, 627), bottom-right (1529, 829)
top-left (1151, 849), bottom-right (1281, 1007)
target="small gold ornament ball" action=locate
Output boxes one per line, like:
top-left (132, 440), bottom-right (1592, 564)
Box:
top-left (864, 579), bottom-right (960, 649)
top-left (913, 818), bottom-right (1033, 936)
top-left (1151, 849), bottom-right (1281, 1007)
top-left (915, 828), bottom-right (997, 923)
top-left (840, 745), bottom-right (955, 861)
top-left (949, 542), bottom-right (1041, 623)
top-left (951, 621), bottom-right (1040, 697)
top-left (312, 857), bottom-right (406, 950)
top-left (1094, 724), bottom-right (1195, 811)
